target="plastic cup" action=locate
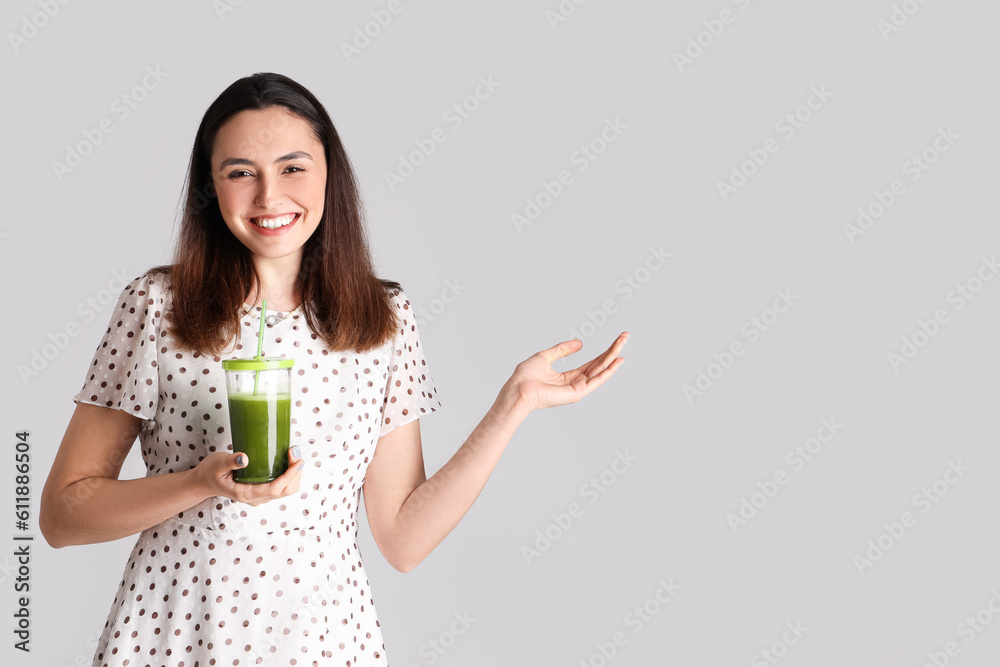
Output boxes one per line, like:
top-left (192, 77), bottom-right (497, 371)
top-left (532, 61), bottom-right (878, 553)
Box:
top-left (221, 356), bottom-right (295, 484)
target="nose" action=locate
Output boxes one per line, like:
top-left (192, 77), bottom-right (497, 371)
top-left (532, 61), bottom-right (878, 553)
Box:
top-left (254, 172), bottom-right (284, 209)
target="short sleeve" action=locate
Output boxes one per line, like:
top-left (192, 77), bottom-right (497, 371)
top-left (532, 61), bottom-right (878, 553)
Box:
top-left (72, 272), bottom-right (163, 421)
top-left (379, 289), bottom-right (442, 438)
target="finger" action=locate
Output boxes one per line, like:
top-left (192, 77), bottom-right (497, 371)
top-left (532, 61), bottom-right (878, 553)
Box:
top-left (231, 451), bottom-right (249, 472)
top-left (238, 476), bottom-right (283, 504)
top-left (582, 355), bottom-right (625, 390)
top-left (538, 339), bottom-right (583, 364)
top-left (267, 469), bottom-right (302, 499)
top-left (602, 331), bottom-right (630, 359)
top-left (231, 482), bottom-right (254, 505)
top-left (280, 470), bottom-right (302, 497)
top-left (568, 354), bottom-right (624, 396)
top-left (227, 447), bottom-right (303, 502)
top-left (599, 330), bottom-right (629, 361)
top-left (597, 331), bottom-right (631, 373)
top-left (571, 332), bottom-right (630, 379)
top-left (271, 456), bottom-right (305, 491)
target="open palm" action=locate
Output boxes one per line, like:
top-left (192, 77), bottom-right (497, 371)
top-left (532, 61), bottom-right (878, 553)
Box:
top-left (509, 332), bottom-right (629, 411)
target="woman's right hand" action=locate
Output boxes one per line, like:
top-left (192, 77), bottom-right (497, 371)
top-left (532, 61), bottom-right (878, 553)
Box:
top-left (192, 447), bottom-right (305, 506)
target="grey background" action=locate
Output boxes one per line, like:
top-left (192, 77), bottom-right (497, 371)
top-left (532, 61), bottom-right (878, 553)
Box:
top-left (2, 1), bottom-right (999, 665)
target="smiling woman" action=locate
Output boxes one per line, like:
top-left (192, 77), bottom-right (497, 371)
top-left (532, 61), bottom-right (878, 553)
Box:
top-left (38, 71), bottom-right (629, 667)
top-left (163, 73), bottom-right (400, 357)
top-left (213, 113), bottom-right (326, 263)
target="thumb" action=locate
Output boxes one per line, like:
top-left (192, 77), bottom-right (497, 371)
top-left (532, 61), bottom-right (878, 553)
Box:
top-left (232, 451), bottom-right (249, 469)
top-left (539, 339), bottom-right (583, 363)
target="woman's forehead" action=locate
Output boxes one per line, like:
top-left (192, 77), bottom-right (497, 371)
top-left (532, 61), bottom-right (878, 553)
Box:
top-left (213, 107), bottom-right (321, 159)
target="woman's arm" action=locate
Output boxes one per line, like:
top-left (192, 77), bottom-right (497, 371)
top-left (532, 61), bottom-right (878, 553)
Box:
top-left (363, 333), bottom-right (628, 572)
top-left (40, 403), bottom-right (306, 548)
top-left (363, 386), bottom-right (529, 572)
top-left (40, 403), bottom-right (202, 548)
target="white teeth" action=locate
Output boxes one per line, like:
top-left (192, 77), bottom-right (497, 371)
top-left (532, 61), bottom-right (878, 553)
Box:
top-left (251, 213), bottom-right (296, 229)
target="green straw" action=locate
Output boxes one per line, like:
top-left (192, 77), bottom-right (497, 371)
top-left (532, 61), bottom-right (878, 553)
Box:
top-left (253, 299), bottom-right (267, 395)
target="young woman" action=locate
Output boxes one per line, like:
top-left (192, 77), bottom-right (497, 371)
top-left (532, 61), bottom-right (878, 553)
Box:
top-left (39, 72), bottom-right (628, 666)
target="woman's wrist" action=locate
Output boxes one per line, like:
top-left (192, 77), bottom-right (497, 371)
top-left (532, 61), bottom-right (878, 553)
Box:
top-left (494, 380), bottom-right (534, 424)
top-left (179, 466), bottom-right (211, 505)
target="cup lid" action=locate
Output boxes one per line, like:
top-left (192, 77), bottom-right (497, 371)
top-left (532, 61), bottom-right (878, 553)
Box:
top-left (222, 355), bottom-right (295, 371)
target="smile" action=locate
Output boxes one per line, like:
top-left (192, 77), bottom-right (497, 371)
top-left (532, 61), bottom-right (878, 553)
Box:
top-left (248, 213), bottom-right (299, 229)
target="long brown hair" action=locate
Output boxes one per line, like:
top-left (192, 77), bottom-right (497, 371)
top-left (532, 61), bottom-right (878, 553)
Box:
top-left (151, 72), bottom-right (401, 355)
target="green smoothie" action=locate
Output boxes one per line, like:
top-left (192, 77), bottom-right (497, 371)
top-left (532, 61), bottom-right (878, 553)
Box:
top-left (228, 392), bottom-right (292, 484)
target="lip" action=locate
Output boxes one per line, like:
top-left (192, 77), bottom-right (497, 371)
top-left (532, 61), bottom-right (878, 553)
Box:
top-left (244, 212), bottom-right (300, 237)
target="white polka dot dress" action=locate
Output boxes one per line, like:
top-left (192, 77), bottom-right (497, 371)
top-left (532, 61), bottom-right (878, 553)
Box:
top-left (73, 270), bottom-right (442, 667)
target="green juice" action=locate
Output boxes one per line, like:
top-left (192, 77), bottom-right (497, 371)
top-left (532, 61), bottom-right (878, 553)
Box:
top-left (228, 392), bottom-right (292, 484)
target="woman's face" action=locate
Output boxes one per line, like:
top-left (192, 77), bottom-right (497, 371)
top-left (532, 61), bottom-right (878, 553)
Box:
top-left (210, 106), bottom-right (327, 267)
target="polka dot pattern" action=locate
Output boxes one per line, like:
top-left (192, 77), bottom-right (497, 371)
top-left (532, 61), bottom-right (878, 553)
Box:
top-left (73, 272), bottom-right (442, 666)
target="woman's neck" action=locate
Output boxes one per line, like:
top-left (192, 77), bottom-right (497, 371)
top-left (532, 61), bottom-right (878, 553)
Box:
top-left (249, 255), bottom-right (303, 312)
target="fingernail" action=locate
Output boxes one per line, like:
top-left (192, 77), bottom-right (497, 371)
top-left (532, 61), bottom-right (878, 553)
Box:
top-left (236, 455), bottom-right (245, 466)
top-left (292, 445), bottom-right (301, 459)
top-left (297, 461), bottom-right (305, 470)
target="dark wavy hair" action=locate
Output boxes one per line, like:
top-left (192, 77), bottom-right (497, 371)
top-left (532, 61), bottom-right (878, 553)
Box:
top-left (150, 72), bottom-right (401, 355)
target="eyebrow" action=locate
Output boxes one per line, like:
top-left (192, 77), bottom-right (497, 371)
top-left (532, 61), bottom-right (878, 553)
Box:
top-left (219, 151), bottom-right (314, 169)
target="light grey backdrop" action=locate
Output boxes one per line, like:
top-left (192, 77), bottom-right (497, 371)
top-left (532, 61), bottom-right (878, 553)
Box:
top-left (2, 1), bottom-right (999, 665)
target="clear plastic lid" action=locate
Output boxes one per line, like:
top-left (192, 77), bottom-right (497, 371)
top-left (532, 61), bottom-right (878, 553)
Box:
top-left (221, 355), bottom-right (295, 371)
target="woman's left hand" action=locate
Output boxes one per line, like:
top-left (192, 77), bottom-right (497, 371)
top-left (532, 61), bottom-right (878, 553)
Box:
top-left (505, 332), bottom-right (629, 412)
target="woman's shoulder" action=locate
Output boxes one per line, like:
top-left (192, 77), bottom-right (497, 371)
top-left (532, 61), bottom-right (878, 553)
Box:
top-left (383, 283), bottom-right (416, 329)
top-left (142, 264), bottom-right (173, 285)
top-left (382, 281), bottom-right (410, 309)
top-left (117, 265), bottom-right (174, 305)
